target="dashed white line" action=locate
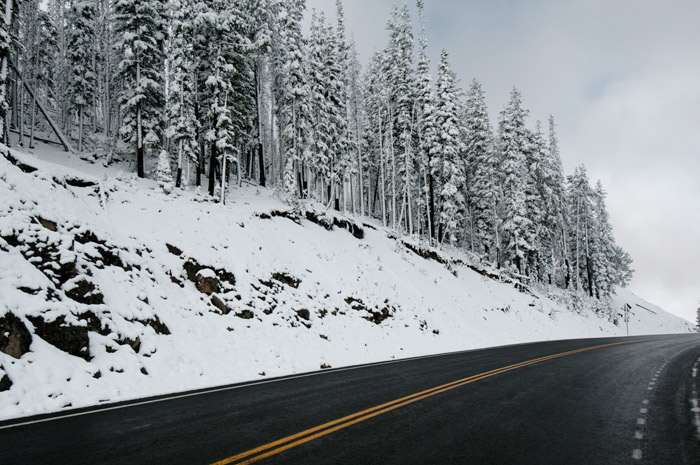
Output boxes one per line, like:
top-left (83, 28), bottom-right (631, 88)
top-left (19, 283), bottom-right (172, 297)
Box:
top-left (634, 431), bottom-right (644, 440)
top-left (637, 418), bottom-right (646, 425)
top-left (640, 408), bottom-right (648, 414)
top-left (632, 449), bottom-right (643, 460)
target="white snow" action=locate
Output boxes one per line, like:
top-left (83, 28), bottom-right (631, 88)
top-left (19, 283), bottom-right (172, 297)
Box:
top-left (0, 141), bottom-right (694, 421)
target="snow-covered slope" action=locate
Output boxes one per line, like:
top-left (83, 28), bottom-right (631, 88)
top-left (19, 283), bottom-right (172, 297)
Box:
top-left (0, 143), bottom-right (693, 420)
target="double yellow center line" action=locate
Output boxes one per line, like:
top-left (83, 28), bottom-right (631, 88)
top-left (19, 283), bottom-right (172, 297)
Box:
top-left (212, 340), bottom-right (637, 465)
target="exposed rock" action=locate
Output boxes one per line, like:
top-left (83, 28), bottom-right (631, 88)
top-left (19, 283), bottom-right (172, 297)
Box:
top-left (365, 307), bottom-right (392, 325)
top-left (0, 370), bottom-right (11, 392)
top-left (3, 150), bottom-right (37, 173)
top-left (183, 258), bottom-right (204, 282)
top-left (0, 313), bottom-right (32, 358)
top-left (17, 286), bottom-right (40, 295)
top-left (332, 217), bottom-right (364, 239)
top-left (304, 211), bottom-right (333, 230)
top-left (128, 316), bottom-right (171, 335)
top-left (74, 230), bottom-right (104, 245)
top-left (196, 268), bottom-right (219, 295)
top-left (211, 295), bottom-right (231, 315)
top-left (295, 309), bottom-right (310, 320)
top-left (27, 315), bottom-right (90, 361)
top-left (37, 217), bottom-right (57, 232)
top-left (236, 310), bottom-right (254, 320)
top-left (64, 278), bottom-right (105, 305)
top-left (64, 177), bottom-right (97, 188)
top-left (320, 363), bottom-right (331, 369)
top-left (118, 337), bottom-right (141, 353)
top-left (272, 272), bottom-right (301, 289)
top-left (402, 241), bottom-right (447, 264)
top-left (78, 311), bottom-right (111, 336)
top-left (166, 243), bottom-right (182, 256)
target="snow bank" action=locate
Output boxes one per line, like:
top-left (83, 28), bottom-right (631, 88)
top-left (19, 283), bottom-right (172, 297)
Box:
top-left (0, 142), bottom-right (693, 420)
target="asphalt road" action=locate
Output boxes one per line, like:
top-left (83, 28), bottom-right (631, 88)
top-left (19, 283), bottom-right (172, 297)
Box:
top-left (2, 334), bottom-right (700, 465)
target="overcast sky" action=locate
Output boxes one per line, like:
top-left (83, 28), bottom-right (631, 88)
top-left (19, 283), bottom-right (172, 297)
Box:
top-left (307, 0), bottom-right (700, 323)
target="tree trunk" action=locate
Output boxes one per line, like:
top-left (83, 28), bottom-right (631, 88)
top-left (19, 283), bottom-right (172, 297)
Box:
top-left (208, 141), bottom-right (217, 196)
top-left (258, 143), bottom-right (265, 187)
top-left (78, 106), bottom-right (84, 152)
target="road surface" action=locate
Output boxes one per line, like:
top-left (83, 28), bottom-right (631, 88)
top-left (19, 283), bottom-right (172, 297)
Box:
top-left (2, 334), bottom-right (700, 464)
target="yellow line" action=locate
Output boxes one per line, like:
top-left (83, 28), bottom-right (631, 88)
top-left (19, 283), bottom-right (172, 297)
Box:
top-left (211, 340), bottom-right (637, 465)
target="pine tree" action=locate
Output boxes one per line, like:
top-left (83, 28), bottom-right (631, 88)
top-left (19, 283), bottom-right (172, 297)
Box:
top-left (275, 0), bottom-right (310, 200)
top-left (384, 4), bottom-right (416, 232)
top-left (567, 165), bottom-right (595, 294)
top-left (432, 49), bottom-right (464, 244)
top-left (68, 0), bottom-right (97, 152)
top-left (415, 0), bottom-right (437, 241)
top-left (155, 149), bottom-right (173, 191)
top-left (498, 87), bottom-right (531, 273)
top-left (466, 79), bottom-right (499, 260)
top-left (165, 0), bottom-right (199, 188)
top-left (547, 115), bottom-right (570, 286)
top-left (114, 0), bottom-right (167, 178)
top-left (0, 0), bottom-right (19, 143)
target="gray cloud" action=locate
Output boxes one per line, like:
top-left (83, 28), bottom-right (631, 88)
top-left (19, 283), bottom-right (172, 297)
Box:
top-left (307, 0), bottom-right (700, 322)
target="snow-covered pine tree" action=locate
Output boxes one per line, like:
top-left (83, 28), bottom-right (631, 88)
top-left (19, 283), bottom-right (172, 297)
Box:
top-left (0, 0), bottom-right (19, 142)
top-left (362, 49), bottom-right (389, 225)
top-left (347, 38), bottom-right (365, 216)
top-left (432, 49), bottom-right (464, 244)
top-left (384, 4), bottom-right (416, 232)
top-left (114, 0), bottom-right (167, 178)
top-left (274, 0), bottom-right (310, 200)
top-left (415, 0), bottom-right (438, 241)
top-left (566, 164), bottom-right (595, 295)
top-left (590, 180), bottom-right (617, 298)
top-left (546, 115), bottom-right (570, 286)
top-left (326, 3), bottom-right (350, 209)
top-left (307, 10), bottom-right (348, 207)
top-left (68, 0), bottom-right (97, 153)
top-left (155, 148), bottom-right (173, 192)
top-left (465, 79), bottom-right (500, 260)
top-left (523, 122), bottom-right (547, 279)
top-left (165, 0), bottom-right (199, 188)
top-left (498, 87), bottom-right (532, 274)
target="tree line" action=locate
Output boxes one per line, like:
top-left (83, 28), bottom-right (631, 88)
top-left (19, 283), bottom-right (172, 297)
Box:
top-left (0, 0), bottom-right (633, 302)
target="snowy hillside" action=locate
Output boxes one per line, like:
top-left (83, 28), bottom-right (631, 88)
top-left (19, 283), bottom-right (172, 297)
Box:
top-left (0, 143), bottom-right (693, 421)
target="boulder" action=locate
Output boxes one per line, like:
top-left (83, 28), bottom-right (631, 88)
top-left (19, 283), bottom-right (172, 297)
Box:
top-left (195, 268), bottom-right (219, 295)
top-left (27, 315), bottom-right (90, 361)
top-left (0, 312), bottom-right (32, 358)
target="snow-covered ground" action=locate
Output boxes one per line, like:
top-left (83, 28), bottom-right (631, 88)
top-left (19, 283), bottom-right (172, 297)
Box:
top-left (0, 141), bottom-right (693, 421)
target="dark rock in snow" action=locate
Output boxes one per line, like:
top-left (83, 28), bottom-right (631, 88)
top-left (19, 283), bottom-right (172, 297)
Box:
top-left (195, 269), bottom-right (220, 295)
top-left (272, 272), bottom-right (301, 289)
top-left (118, 336), bottom-right (141, 353)
top-left (211, 295), bottom-right (231, 314)
top-left (295, 309), bottom-right (310, 320)
top-left (144, 316), bottom-right (170, 335)
top-left (236, 310), bottom-right (254, 320)
top-left (0, 369), bottom-right (12, 391)
top-left (0, 313), bottom-right (33, 358)
top-left (36, 217), bottom-right (58, 232)
top-left (27, 315), bottom-right (90, 361)
top-left (64, 278), bottom-right (105, 305)
top-left (79, 311), bottom-right (111, 336)
top-left (165, 243), bottom-right (182, 256)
